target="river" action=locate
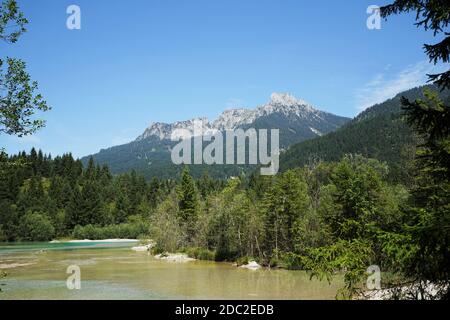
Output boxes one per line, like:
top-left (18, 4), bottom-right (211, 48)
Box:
top-left (0, 241), bottom-right (342, 300)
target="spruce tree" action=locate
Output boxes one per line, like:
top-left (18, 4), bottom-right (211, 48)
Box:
top-left (80, 181), bottom-right (104, 226)
top-left (263, 170), bottom-right (310, 257)
top-left (65, 185), bottom-right (82, 229)
top-left (178, 167), bottom-right (199, 222)
top-left (115, 192), bottom-right (131, 224)
top-left (147, 177), bottom-right (161, 209)
top-left (381, 1), bottom-right (450, 89)
top-left (84, 157), bottom-right (96, 180)
top-left (177, 167), bottom-right (199, 240)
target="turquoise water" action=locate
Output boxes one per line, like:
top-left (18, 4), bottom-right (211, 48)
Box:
top-left (0, 241), bottom-right (138, 253)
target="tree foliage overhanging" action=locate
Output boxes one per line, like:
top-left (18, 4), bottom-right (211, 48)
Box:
top-left (0, 0), bottom-right (50, 137)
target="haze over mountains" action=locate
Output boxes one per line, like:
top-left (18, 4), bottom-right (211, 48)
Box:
top-left (82, 93), bottom-right (350, 179)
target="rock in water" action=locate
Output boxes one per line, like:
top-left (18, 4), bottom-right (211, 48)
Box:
top-left (240, 261), bottom-right (261, 270)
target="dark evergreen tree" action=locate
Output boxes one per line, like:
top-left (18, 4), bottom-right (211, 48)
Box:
top-left (16, 175), bottom-right (46, 214)
top-left (177, 167), bottom-right (199, 222)
top-left (263, 170), bottom-right (309, 257)
top-left (84, 157), bottom-right (96, 181)
top-left (147, 177), bottom-right (161, 209)
top-left (177, 167), bottom-right (199, 241)
top-left (381, 0), bottom-right (450, 89)
top-left (114, 192), bottom-right (131, 224)
top-left (197, 171), bottom-right (216, 199)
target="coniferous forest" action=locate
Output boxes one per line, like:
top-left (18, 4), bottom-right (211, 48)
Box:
top-left (0, 0), bottom-right (449, 301)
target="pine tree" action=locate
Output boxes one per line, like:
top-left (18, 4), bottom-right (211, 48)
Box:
top-left (114, 192), bottom-right (131, 224)
top-left (0, 159), bottom-right (15, 202)
top-left (100, 164), bottom-right (112, 182)
top-left (147, 177), bottom-right (161, 209)
top-left (37, 149), bottom-right (44, 175)
top-left (383, 91), bottom-right (450, 299)
top-left (80, 181), bottom-right (104, 226)
top-left (177, 167), bottom-right (199, 222)
top-left (128, 170), bottom-right (145, 214)
top-left (29, 147), bottom-right (37, 174)
top-left (84, 157), bottom-right (96, 180)
top-left (263, 170), bottom-right (310, 257)
top-left (198, 171), bottom-right (215, 199)
top-left (381, 1), bottom-right (450, 89)
top-left (66, 181), bottom-right (104, 227)
top-left (328, 155), bottom-right (386, 240)
top-left (48, 176), bottom-right (72, 209)
top-left (17, 174), bottom-right (47, 214)
top-left (177, 167), bottom-right (199, 240)
top-left (65, 185), bottom-right (82, 229)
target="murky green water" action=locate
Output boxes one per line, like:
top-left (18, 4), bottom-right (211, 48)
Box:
top-left (0, 242), bottom-right (342, 300)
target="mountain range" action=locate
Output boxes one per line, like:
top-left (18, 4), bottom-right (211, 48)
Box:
top-left (82, 93), bottom-right (350, 179)
top-left (83, 86), bottom-right (449, 181)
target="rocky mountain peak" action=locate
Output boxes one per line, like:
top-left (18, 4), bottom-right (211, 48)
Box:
top-left (136, 93), bottom-right (327, 141)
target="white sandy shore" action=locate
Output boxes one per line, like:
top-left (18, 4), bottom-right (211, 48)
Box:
top-left (131, 243), bottom-right (155, 252)
top-left (0, 262), bottom-right (36, 269)
top-left (50, 239), bottom-right (139, 243)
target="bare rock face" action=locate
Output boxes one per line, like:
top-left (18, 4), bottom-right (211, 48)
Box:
top-left (135, 93), bottom-right (343, 142)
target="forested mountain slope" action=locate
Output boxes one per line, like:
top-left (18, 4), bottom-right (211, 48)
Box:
top-left (279, 85), bottom-right (450, 183)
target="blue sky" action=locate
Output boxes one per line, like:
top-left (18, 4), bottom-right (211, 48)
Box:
top-left (0, 0), bottom-right (445, 158)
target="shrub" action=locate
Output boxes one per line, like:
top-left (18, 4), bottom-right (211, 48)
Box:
top-left (72, 222), bottom-right (150, 240)
top-left (278, 252), bottom-right (305, 270)
top-left (0, 226), bottom-right (6, 242)
top-left (19, 212), bottom-right (55, 241)
top-left (215, 247), bottom-right (239, 262)
top-left (150, 195), bottom-right (186, 252)
top-left (184, 247), bottom-right (215, 261)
